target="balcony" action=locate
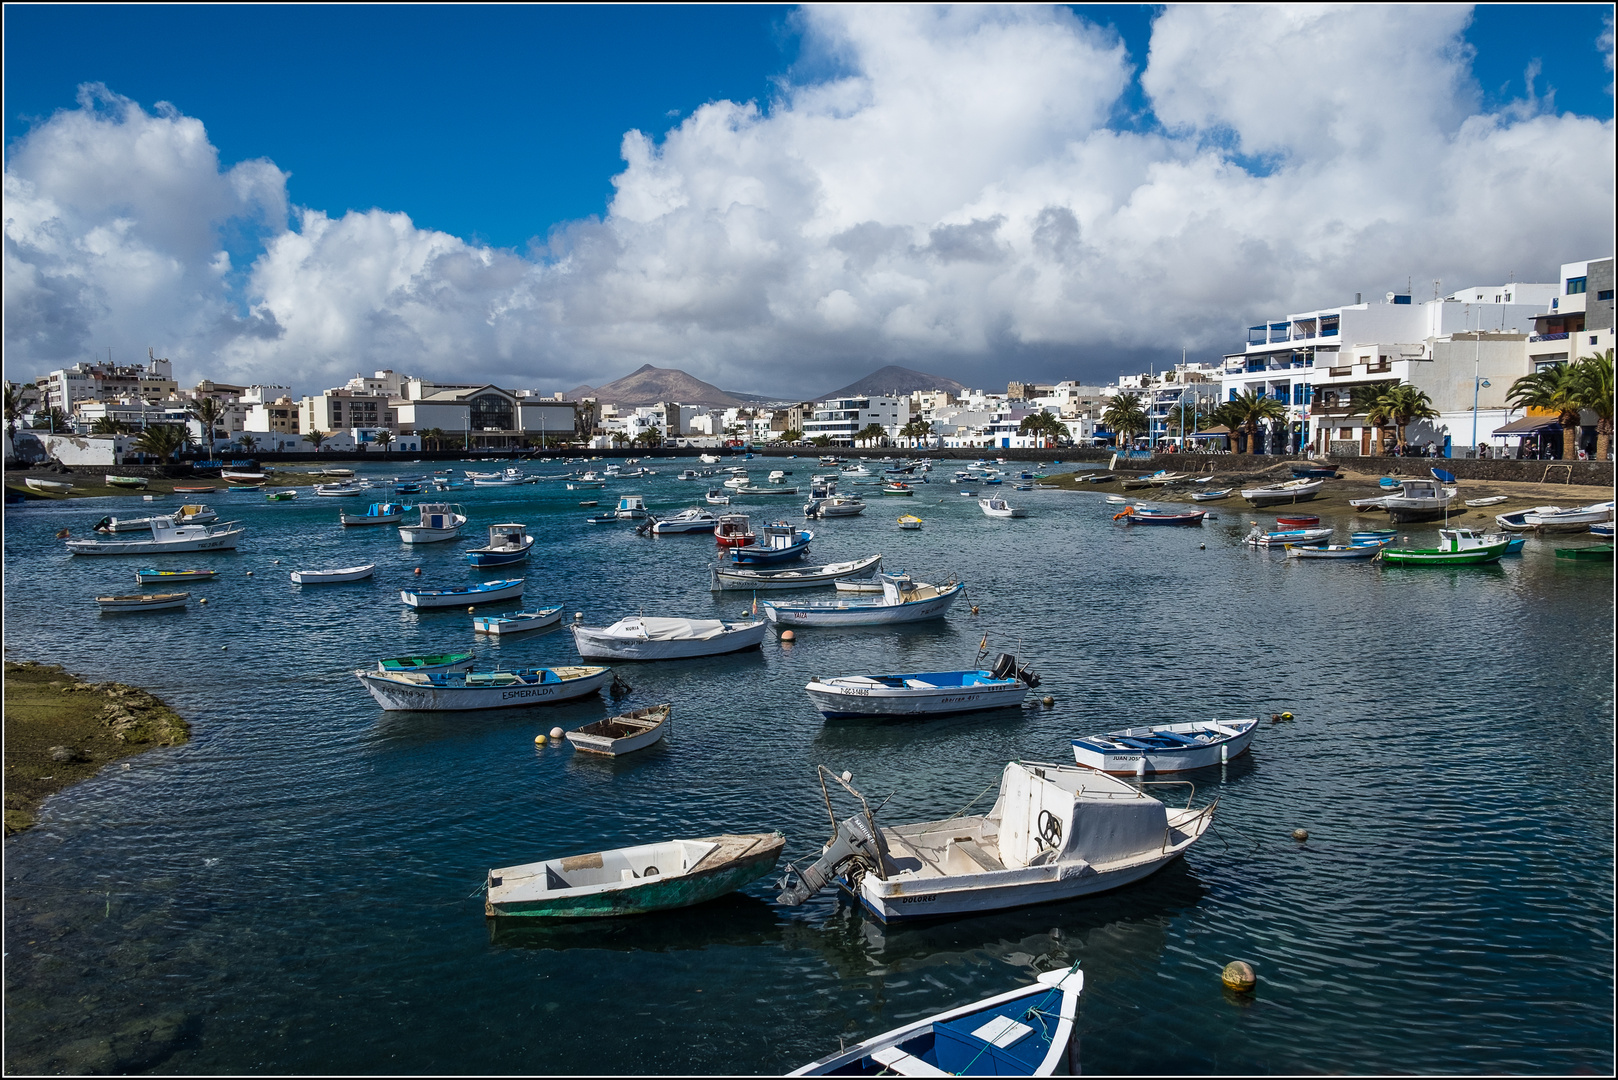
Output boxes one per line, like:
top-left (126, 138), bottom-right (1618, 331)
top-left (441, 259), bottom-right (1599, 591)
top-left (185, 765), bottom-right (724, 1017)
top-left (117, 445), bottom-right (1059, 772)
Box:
top-left (1529, 332), bottom-right (1570, 342)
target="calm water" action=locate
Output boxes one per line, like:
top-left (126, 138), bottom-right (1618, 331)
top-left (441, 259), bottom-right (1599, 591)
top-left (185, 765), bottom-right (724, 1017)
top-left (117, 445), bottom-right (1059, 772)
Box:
top-left (4, 460), bottom-right (1612, 1074)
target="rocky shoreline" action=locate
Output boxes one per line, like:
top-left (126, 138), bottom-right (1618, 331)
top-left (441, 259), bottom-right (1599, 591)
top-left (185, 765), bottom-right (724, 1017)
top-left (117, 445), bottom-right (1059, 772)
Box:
top-left (4, 661), bottom-right (190, 835)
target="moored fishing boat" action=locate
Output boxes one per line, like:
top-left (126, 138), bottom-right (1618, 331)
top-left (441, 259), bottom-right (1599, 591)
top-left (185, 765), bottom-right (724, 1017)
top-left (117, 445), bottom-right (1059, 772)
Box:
top-left (806, 652), bottom-right (1039, 719)
top-left (356, 664), bottom-right (611, 711)
top-left (790, 968), bottom-right (1084, 1077)
top-left (803, 495), bottom-right (866, 518)
top-left (1239, 477), bottom-right (1323, 507)
top-left (96, 592), bottom-right (189, 612)
top-left (1113, 506), bottom-right (1206, 525)
top-left (1072, 717), bottom-right (1259, 773)
top-left (710, 554), bottom-right (883, 591)
top-left (1274, 513), bottom-right (1320, 527)
top-left (1377, 528), bottom-right (1509, 566)
top-left (1191, 488), bottom-right (1232, 501)
top-left (290, 563), bottom-right (376, 584)
top-left (564, 703), bottom-right (671, 756)
top-left (1285, 539), bottom-right (1388, 559)
top-left (776, 762), bottom-right (1214, 922)
top-left (472, 606), bottom-right (564, 635)
top-left (1523, 501), bottom-right (1614, 533)
top-left (705, 489), bottom-right (732, 506)
top-left (340, 501), bottom-right (410, 526)
top-left (465, 524), bottom-right (535, 566)
top-left (978, 497), bottom-right (1027, 518)
top-left (571, 616), bottom-right (768, 660)
top-left (715, 512), bottom-right (753, 547)
top-left (1555, 544), bottom-right (1614, 561)
top-left (762, 574), bottom-right (964, 627)
top-left (376, 652), bottom-right (474, 674)
top-left (1244, 525), bottom-right (1333, 547)
top-left (400, 577), bottom-right (523, 608)
top-left (484, 831), bottom-right (785, 918)
top-left (221, 470), bottom-right (267, 486)
top-left (104, 474), bottom-right (148, 489)
top-left (897, 514), bottom-right (922, 530)
top-left (398, 503), bottom-right (466, 544)
top-left (265, 489), bottom-right (297, 501)
top-left (314, 482), bottom-right (366, 497)
top-left (67, 516), bottom-right (245, 555)
top-left (1439, 527), bottom-right (1522, 555)
top-left (95, 504), bottom-right (219, 532)
top-left (726, 522), bottom-right (812, 564)
top-left (649, 508), bottom-right (719, 534)
top-left (1379, 476), bottom-right (1458, 524)
top-left (135, 568), bottom-right (218, 584)
top-left (614, 494), bottom-right (650, 519)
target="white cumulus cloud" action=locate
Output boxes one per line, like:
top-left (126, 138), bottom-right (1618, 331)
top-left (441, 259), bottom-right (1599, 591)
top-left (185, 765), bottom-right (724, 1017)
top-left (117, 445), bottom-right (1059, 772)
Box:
top-left (4, 6), bottom-right (1613, 398)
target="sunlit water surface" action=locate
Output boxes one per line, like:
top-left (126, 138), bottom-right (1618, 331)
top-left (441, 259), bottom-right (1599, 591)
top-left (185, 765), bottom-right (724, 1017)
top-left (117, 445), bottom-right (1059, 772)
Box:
top-left (4, 460), bottom-right (1612, 1073)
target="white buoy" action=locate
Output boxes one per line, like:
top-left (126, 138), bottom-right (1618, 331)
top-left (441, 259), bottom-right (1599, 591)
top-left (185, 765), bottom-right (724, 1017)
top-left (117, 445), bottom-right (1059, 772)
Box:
top-left (550, 726), bottom-right (564, 740)
top-left (841, 770), bottom-right (852, 784)
top-left (574, 611), bottom-right (584, 621)
top-left (199, 597), bottom-right (209, 605)
top-left (1135, 756), bottom-right (1147, 777)
top-left (1221, 743), bottom-right (1229, 763)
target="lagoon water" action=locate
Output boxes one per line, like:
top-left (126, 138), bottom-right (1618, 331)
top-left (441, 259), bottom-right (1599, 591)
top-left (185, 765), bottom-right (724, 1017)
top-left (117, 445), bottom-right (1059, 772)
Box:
top-left (3, 460), bottom-right (1612, 1074)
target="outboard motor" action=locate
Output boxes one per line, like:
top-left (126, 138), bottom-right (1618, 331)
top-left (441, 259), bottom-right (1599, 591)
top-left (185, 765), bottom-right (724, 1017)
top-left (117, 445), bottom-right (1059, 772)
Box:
top-left (776, 811), bottom-right (886, 906)
top-left (986, 652), bottom-right (1040, 687)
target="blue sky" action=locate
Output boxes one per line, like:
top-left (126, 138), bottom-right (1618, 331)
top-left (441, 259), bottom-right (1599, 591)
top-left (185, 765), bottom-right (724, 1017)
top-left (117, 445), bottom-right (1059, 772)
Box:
top-left (3, 5), bottom-right (1614, 396)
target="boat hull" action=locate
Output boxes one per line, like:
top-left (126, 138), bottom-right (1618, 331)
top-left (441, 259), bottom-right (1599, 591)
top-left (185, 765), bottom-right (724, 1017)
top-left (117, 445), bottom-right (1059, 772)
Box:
top-left (1385, 503), bottom-right (1456, 524)
top-left (66, 528), bottom-right (244, 556)
top-left (97, 593), bottom-right (189, 612)
top-left (1378, 544), bottom-right (1507, 566)
top-left (1072, 720), bottom-right (1258, 773)
top-left (709, 555), bottom-right (883, 591)
top-left (473, 608), bottom-right (563, 635)
top-left (807, 679), bottom-right (1029, 719)
top-left (465, 546), bottom-right (532, 566)
top-left (401, 580), bottom-right (524, 608)
top-left (291, 565), bottom-right (375, 584)
top-left (570, 620), bottom-right (768, 660)
top-left (356, 666), bottom-right (609, 711)
top-left (763, 583), bottom-right (964, 626)
top-left (398, 526), bottom-right (463, 544)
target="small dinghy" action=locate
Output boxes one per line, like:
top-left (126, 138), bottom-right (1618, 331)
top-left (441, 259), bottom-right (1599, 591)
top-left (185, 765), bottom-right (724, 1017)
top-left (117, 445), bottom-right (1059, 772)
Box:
top-left (1072, 718), bottom-right (1258, 773)
top-left (1285, 540), bottom-right (1388, 559)
top-left (97, 592), bottom-right (189, 613)
top-left (290, 563), bottom-right (375, 585)
top-left (762, 574), bottom-right (963, 627)
top-left (339, 501), bottom-right (409, 526)
top-left (806, 653), bottom-right (1039, 719)
top-left (710, 554), bottom-right (883, 592)
top-left (314, 482), bottom-right (366, 497)
top-left (485, 831), bottom-right (785, 918)
top-left (135, 568), bottom-right (218, 584)
top-left (1190, 488), bottom-right (1232, 502)
top-left (570, 616), bottom-right (768, 661)
top-left (1465, 496), bottom-right (1508, 508)
top-left (791, 968), bottom-right (1084, 1077)
top-left (376, 652), bottom-right (474, 674)
top-left (400, 578), bottom-right (523, 608)
top-left (897, 514), bottom-right (922, 530)
top-left (465, 523), bottom-right (534, 567)
top-left (649, 508), bottom-right (719, 534)
top-left (356, 665), bottom-right (611, 711)
top-left (265, 489), bottom-right (297, 501)
top-left (104, 474), bottom-right (148, 489)
top-left (472, 606), bottom-right (564, 635)
top-left (704, 489), bottom-right (732, 506)
top-left (1113, 506), bottom-right (1206, 525)
top-left (978, 497), bottom-right (1027, 518)
top-left (1274, 513), bottom-right (1320, 527)
top-left (1590, 522), bottom-right (1614, 538)
top-left (1496, 505), bottom-right (1566, 532)
top-left (1239, 477), bottom-right (1322, 507)
top-left (1244, 525), bottom-right (1333, 547)
top-left (1523, 501), bottom-right (1615, 533)
top-left (1555, 544), bottom-right (1615, 561)
top-left (25, 477), bottom-right (74, 494)
top-left (565, 703), bottom-right (671, 756)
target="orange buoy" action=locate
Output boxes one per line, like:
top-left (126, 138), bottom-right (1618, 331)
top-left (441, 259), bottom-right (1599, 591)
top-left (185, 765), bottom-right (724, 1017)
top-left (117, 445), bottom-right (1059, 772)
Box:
top-left (781, 630), bottom-right (795, 641)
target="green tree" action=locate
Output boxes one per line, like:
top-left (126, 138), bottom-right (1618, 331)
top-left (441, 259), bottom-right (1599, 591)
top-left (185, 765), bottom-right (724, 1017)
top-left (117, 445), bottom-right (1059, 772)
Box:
top-left (416, 427), bottom-right (444, 451)
top-left (1382, 384), bottom-right (1439, 453)
top-left (373, 428), bottom-right (395, 455)
top-left (1217, 389), bottom-right (1289, 455)
top-left (1100, 393), bottom-right (1147, 449)
top-left (780, 428), bottom-right (804, 444)
top-left (1017, 411), bottom-right (1066, 447)
top-left (634, 428), bottom-right (662, 448)
top-left (4, 383), bottom-right (24, 438)
top-left (188, 397), bottom-right (227, 453)
top-left (898, 417), bottom-right (932, 446)
top-left (1573, 348), bottom-right (1614, 460)
top-left (1348, 381), bottom-right (1397, 456)
top-left (856, 423), bottom-right (886, 447)
top-left (31, 406), bottom-right (71, 432)
top-left (610, 431), bottom-right (630, 448)
top-left (237, 433), bottom-right (259, 454)
top-left (1508, 364), bottom-right (1584, 461)
top-left (91, 415), bottom-right (128, 435)
top-left (573, 401), bottom-right (600, 443)
top-left (133, 423), bottom-right (187, 462)
top-left (810, 434), bottom-right (833, 448)
top-left (303, 429), bottom-right (330, 453)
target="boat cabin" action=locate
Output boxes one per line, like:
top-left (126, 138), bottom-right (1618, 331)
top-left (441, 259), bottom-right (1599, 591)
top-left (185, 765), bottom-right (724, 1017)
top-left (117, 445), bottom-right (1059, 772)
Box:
top-left (615, 495), bottom-right (648, 518)
top-left (716, 514), bottom-right (754, 545)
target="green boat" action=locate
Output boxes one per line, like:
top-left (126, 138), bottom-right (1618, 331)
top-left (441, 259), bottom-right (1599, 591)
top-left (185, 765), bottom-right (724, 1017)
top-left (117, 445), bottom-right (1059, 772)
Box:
top-left (265, 489), bottom-right (297, 501)
top-left (1555, 544), bottom-right (1614, 561)
top-left (375, 651), bottom-right (475, 674)
top-left (1377, 528), bottom-right (1510, 566)
top-left (485, 832), bottom-right (785, 918)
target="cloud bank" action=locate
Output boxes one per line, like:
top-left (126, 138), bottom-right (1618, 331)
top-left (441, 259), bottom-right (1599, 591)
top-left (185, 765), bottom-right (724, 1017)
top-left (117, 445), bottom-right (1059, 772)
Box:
top-left (5, 5), bottom-right (1613, 396)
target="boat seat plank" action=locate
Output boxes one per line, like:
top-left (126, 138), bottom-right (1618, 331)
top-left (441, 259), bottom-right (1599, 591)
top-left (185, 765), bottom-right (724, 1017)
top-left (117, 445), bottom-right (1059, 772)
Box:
top-left (685, 834), bottom-right (760, 875)
top-left (1114, 736), bottom-right (1160, 750)
top-left (1150, 730), bottom-right (1205, 746)
top-left (871, 1046), bottom-right (950, 1077)
top-left (951, 838), bottom-right (1005, 872)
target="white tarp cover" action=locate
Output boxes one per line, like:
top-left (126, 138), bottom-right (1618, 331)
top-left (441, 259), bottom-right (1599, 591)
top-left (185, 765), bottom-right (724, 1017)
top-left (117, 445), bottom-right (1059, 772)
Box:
top-left (605, 617), bottom-right (729, 641)
top-left (992, 763), bottom-right (1167, 870)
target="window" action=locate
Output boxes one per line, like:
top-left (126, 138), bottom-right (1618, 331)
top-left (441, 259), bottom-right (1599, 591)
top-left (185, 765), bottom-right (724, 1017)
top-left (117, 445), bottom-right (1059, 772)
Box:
top-left (1598, 289), bottom-right (1614, 302)
top-left (1566, 276), bottom-right (1587, 294)
top-left (470, 393), bottom-right (514, 430)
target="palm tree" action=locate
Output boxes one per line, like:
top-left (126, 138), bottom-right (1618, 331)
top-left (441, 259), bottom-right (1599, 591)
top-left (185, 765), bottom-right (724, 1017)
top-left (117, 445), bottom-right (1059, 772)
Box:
top-left (133, 423), bottom-right (187, 463)
top-left (781, 427), bottom-right (804, 444)
top-left (188, 397), bottom-right (227, 455)
top-left (1573, 349), bottom-right (1614, 460)
top-left (1508, 364), bottom-right (1583, 461)
top-left (634, 428), bottom-right (661, 449)
top-left (4, 383), bottom-right (23, 438)
top-left (1382, 384), bottom-right (1439, 454)
top-left (898, 417), bottom-right (932, 447)
top-left (417, 427), bottom-right (444, 452)
top-left (31, 406), bottom-right (71, 432)
top-left (1100, 393), bottom-right (1147, 450)
top-left (90, 415), bottom-right (128, 435)
top-left (1017, 411), bottom-right (1064, 447)
top-left (237, 433), bottom-right (259, 454)
top-left (373, 428), bottom-right (395, 455)
top-left (572, 402), bottom-right (600, 443)
top-left (303, 429), bottom-right (330, 453)
top-left (1219, 389), bottom-right (1289, 455)
top-left (610, 431), bottom-right (630, 448)
top-left (855, 423), bottom-right (886, 447)
top-left (1349, 381), bottom-right (1397, 456)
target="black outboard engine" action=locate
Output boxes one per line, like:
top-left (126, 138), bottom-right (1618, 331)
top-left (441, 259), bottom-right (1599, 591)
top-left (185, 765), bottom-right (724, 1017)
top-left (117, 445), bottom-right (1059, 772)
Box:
top-left (988, 652), bottom-right (1040, 687)
top-left (776, 811), bottom-right (886, 906)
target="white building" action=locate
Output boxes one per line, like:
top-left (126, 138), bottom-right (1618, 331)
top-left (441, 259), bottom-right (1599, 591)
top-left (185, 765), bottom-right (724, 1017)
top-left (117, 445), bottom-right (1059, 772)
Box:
top-left (802, 397), bottom-right (910, 445)
top-left (391, 384), bottom-right (576, 449)
top-left (1527, 257), bottom-right (1614, 370)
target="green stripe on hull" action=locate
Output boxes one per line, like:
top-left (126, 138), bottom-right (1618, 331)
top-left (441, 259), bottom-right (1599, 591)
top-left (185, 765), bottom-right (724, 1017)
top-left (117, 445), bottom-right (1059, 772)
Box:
top-left (487, 856), bottom-right (776, 919)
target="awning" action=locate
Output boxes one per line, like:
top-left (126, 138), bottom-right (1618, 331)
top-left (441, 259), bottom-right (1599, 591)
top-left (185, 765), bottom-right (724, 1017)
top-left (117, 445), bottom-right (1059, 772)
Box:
top-left (1190, 425), bottom-right (1232, 437)
top-left (1492, 416), bottom-right (1562, 436)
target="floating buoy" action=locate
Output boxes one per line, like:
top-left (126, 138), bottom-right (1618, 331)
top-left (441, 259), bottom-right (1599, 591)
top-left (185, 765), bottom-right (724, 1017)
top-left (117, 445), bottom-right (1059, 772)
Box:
top-left (1221, 961), bottom-right (1256, 992)
top-left (273, 559), bottom-right (280, 565)
top-left (550, 727), bottom-right (564, 740)
top-left (467, 606), bottom-right (476, 614)
top-left (245, 571), bottom-right (253, 576)
top-left (534, 733), bottom-right (548, 746)
top-left (199, 597), bottom-right (208, 605)
top-left (1292, 828), bottom-right (1309, 842)
top-left (1280, 711), bottom-right (1293, 721)
top-left (1042, 695), bottom-right (1055, 707)
top-left (781, 630), bottom-right (795, 641)
top-left (970, 605), bottom-right (979, 615)
top-left (55, 528), bottom-right (70, 538)
top-left (1199, 544), bottom-right (1206, 550)
top-left (219, 644), bottom-right (227, 650)
top-left (413, 567), bottom-right (421, 575)
top-left (574, 611), bottom-right (584, 621)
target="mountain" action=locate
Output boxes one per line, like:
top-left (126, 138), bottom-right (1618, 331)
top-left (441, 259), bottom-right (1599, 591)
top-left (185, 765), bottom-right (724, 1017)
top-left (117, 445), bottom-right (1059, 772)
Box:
top-left (819, 365), bottom-right (968, 400)
top-left (566, 365), bottom-right (748, 408)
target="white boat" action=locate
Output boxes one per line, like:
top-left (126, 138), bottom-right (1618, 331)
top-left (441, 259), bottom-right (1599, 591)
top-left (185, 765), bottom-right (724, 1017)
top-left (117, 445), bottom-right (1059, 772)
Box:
top-left (472, 606), bottom-right (564, 635)
top-left (722, 475), bottom-right (750, 489)
top-left (355, 664), bottom-right (611, 711)
top-left (806, 653), bottom-right (1039, 719)
top-left (564, 704), bottom-right (671, 756)
top-left (1071, 718), bottom-right (1259, 773)
top-left (675, 470), bottom-right (702, 481)
top-left (897, 514), bottom-right (922, 530)
top-left (318, 468), bottom-right (356, 478)
top-left (1285, 540), bottom-right (1388, 559)
top-left (1191, 488), bottom-right (1233, 502)
top-left (710, 554), bottom-right (884, 591)
top-left (1523, 501), bottom-right (1614, 533)
top-left (979, 497), bottom-right (1027, 519)
top-left (570, 616), bottom-right (768, 660)
top-left (649, 508), bottom-right (719, 534)
top-left (340, 501), bottom-right (410, 526)
top-left (614, 494), bottom-right (650, 519)
top-left (1243, 525), bottom-right (1333, 547)
top-left (768, 470), bottom-right (787, 483)
top-left (95, 504), bottom-right (219, 533)
top-left (761, 575), bottom-right (964, 627)
top-left (24, 477), bottom-right (74, 494)
top-left (704, 490), bottom-right (732, 505)
top-left (400, 577), bottom-right (523, 608)
top-left (777, 762), bottom-right (1215, 922)
top-left (735, 484), bottom-right (800, 495)
top-left (398, 503), bottom-right (466, 544)
top-left (1378, 477), bottom-right (1457, 524)
top-left (97, 592), bottom-right (189, 612)
top-left (290, 563), bottom-right (376, 584)
top-left (104, 474), bottom-right (148, 489)
top-left (466, 523), bottom-right (535, 566)
top-left (66, 516), bottom-right (245, 556)
top-left (699, 454), bottom-right (721, 464)
top-left (1239, 477), bottom-right (1323, 507)
top-left (1495, 505), bottom-right (1566, 531)
top-left (221, 470), bottom-right (267, 485)
top-left (1465, 496), bottom-right (1508, 508)
top-left (790, 968), bottom-right (1084, 1077)
top-left (314, 482), bottom-right (366, 497)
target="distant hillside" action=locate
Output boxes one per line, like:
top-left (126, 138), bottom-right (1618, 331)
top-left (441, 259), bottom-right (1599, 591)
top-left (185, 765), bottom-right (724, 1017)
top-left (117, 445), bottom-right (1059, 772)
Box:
top-left (819, 365), bottom-right (968, 400)
top-left (566, 365), bottom-right (748, 408)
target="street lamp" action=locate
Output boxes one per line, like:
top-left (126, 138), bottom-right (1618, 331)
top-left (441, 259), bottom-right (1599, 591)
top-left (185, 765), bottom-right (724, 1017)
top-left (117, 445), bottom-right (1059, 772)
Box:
top-left (1467, 304), bottom-right (1491, 457)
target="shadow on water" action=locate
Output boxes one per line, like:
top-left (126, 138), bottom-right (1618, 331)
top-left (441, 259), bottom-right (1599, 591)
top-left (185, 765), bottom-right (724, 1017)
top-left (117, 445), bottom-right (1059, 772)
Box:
top-left (366, 698), bottom-right (611, 748)
top-left (487, 892), bottom-right (785, 953)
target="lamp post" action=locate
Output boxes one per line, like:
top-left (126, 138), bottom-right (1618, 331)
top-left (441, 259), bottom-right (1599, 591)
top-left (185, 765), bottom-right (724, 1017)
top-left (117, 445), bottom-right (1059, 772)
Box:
top-left (1468, 305), bottom-right (1490, 456)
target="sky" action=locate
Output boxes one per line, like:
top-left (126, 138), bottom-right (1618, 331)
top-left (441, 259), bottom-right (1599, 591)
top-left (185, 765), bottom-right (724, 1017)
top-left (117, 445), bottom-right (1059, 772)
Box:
top-left (4, 4), bottom-right (1614, 399)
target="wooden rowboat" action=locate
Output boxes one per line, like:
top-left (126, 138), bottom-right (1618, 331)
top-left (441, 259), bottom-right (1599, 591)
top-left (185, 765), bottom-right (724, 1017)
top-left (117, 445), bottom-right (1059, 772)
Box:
top-left (290, 564), bottom-right (375, 584)
top-left (105, 475), bottom-right (148, 489)
top-left (135, 568), bottom-right (218, 584)
top-left (97, 592), bottom-right (189, 612)
top-left (484, 831), bottom-right (785, 918)
top-left (376, 652), bottom-right (474, 674)
top-left (25, 478), bottom-right (74, 494)
top-left (565, 704), bottom-right (671, 755)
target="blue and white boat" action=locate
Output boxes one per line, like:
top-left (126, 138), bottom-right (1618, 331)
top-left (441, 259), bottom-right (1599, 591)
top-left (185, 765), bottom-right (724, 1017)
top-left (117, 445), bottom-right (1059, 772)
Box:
top-left (806, 653), bottom-right (1039, 719)
top-left (341, 501), bottom-right (410, 526)
top-left (465, 523), bottom-right (534, 567)
top-left (791, 968), bottom-right (1084, 1076)
top-left (472, 606), bottom-right (564, 635)
top-left (762, 574), bottom-right (964, 627)
top-left (1591, 522), bottom-right (1614, 538)
top-left (399, 577), bottom-right (523, 609)
top-left (355, 664), bottom-right (610, 711)
top-left (726, 522), bottom-right (812, 565)
top-left (1072, 717), bottom-right (1259, 774)
top-left (1244, 525), bottom-right (1333, 547)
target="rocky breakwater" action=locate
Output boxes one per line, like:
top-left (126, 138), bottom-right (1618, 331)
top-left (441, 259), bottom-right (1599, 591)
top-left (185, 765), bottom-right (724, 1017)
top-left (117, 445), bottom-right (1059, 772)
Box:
top-left (4, 660), bottom-right (190, 835)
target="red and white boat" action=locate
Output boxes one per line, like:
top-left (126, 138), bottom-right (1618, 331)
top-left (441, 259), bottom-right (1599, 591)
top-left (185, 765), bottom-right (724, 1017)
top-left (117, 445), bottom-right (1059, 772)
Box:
top-left (715, 513), bottom-right (755, 548)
